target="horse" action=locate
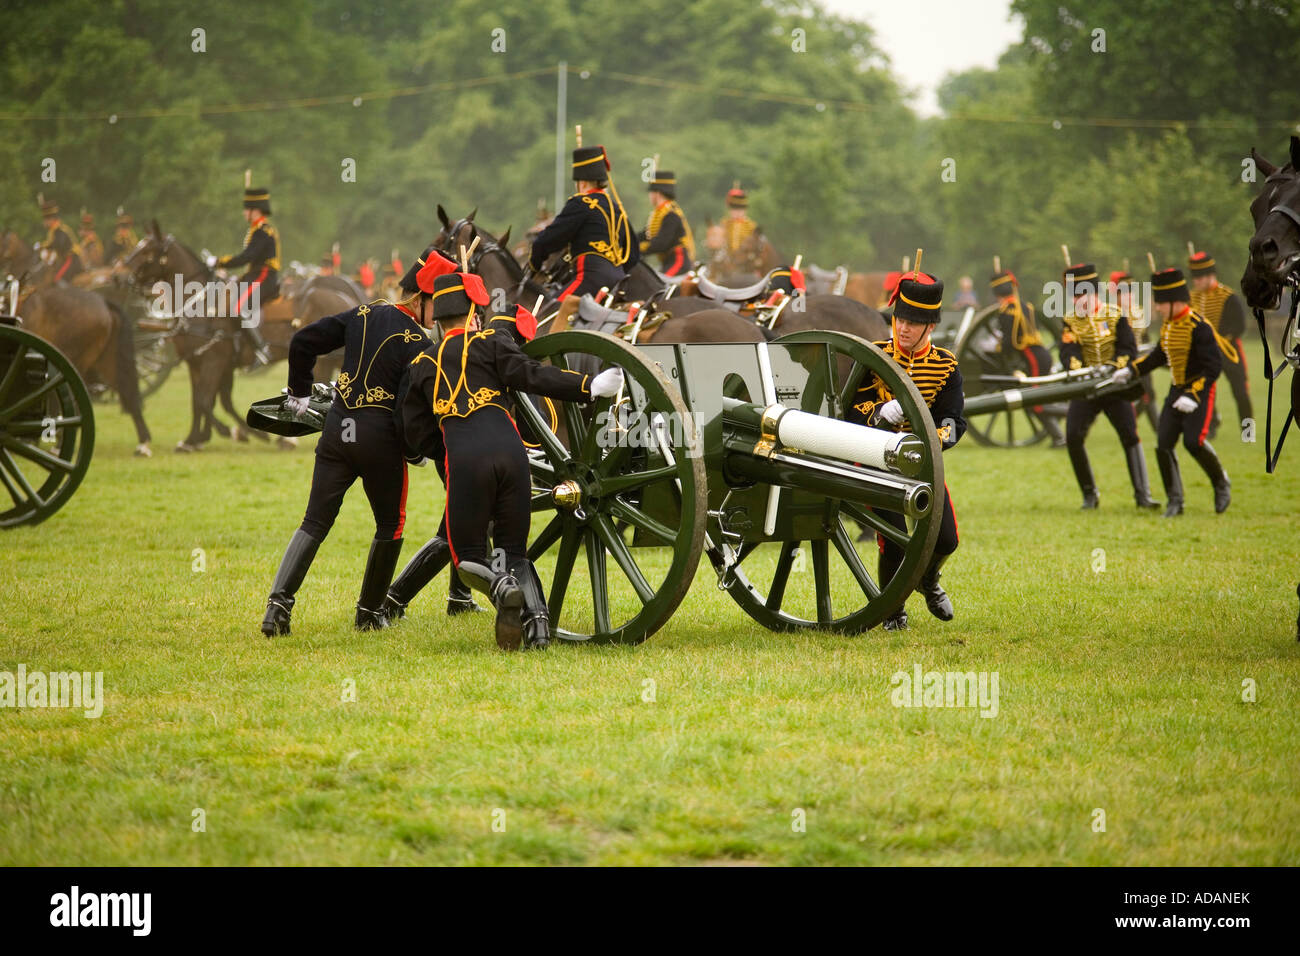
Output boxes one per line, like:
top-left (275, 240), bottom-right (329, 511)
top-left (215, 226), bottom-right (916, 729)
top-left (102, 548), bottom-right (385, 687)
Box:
top-left (1242, 135), bottom-right (1300, 639)
top-left (710, 227), bottom-right (782, 283)
top-left (124, 221), bottom-right (358, 451)
top-left (4, 229), bottom-right (153, 456)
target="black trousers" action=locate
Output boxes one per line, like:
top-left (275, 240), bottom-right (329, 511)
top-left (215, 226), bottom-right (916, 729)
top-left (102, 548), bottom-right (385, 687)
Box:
top-left (300, 407), bottom-right (408, 541)
top-left (556, 254), bottom-right (624, 301)
top-left (1066, 395), bottom-right (1140, 450)
top-left (441, 410), bottom-right (531, 566)
top-left (878, 485), bottom-right (958, 584)
top-left (1157, 385), bottom-right (1216, 455)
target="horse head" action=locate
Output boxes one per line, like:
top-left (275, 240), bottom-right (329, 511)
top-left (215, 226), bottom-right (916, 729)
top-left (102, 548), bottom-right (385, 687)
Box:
top-left (121, 224), bottom-right (211, 292)
top-left (1245, 136), bottom-right (1300, 308)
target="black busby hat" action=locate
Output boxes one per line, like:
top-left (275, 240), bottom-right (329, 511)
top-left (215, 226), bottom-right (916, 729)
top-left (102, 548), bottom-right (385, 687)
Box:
top-left (115, 207), bottom-right (133, 227)
top-left (726, 181), bottom-right (747, 208)
top-left (890, 273), bottom-right (944, 324)
top-left (1151, 268), bottom-right (1191, 304)
top-left (80, 210), bottom-right (94, 227)
top-left (648, 170), bottom-right (676, 197)
top-left (989, 270), bottom-right (1016, 294)
top-left (40, 198), bottom-right (59, 217)
top-left (243, 187), bottom-right (271, 215)
top-left (1188, 251), bottom-right (1217, 275)
top-left (431, 272), bottom-right (490, 321)
top-left (1064, 262), bottom-right (1099, 295)
top-left (399, 244), bottom-right (450, 295)
top-left (572, 146), bottom-right (609, 182)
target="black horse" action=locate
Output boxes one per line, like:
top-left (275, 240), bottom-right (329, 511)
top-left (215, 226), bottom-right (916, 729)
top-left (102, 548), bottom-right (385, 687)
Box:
top-left (1243, 136), bottom-right (1300, 639)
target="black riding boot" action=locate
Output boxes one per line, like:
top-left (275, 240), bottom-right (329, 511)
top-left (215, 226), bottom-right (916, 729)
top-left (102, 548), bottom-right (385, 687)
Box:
top-left (1068, 443), bottom-right (1099, 508)
top-left (356, 537), bottom-right (403, 630)
top-left (243, 325), bottom-right (272, 369)
top-left (919, 554), bottom-right (954, 621)
top-left (511, 558), bottom-right (551, 650)
top-left (447, 568), bottom-right (482, 616)
top-left (1157, 448), bottom-right (1184, 517)
top-left (261, 530), bottom-right (322, 637)
top-left (1125, 444), bottom-right (1161, 510)
top-left (1189, 442), bottom-right (1231, 514)
top-left (381, 535), bottom-right (451, 623)
top-left (455, 560), bottom-right (524, 650)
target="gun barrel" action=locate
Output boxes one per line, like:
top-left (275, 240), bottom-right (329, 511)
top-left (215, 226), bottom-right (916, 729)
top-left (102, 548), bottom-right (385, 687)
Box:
top-left (965, 375), bottom-right (1141, 415)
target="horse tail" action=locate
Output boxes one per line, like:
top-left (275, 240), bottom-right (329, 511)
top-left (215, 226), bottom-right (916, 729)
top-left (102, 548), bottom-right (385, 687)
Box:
top-left (108, 300), bottom-right (145, 419)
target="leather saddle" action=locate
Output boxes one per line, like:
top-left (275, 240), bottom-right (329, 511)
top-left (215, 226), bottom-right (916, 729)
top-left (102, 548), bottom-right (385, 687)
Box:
top-left (574, 294), bottom-right (636, 335)
top-left (261, 296), bottom-right (297, 324)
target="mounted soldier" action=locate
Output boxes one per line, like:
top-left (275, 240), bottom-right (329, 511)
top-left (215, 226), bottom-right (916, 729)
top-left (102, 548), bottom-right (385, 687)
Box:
top-left (1188, 249), bottom-right (1252, 439)
top-left (1059, 261), bottom-right (1160, 510)
top-left (38, 198), bottom-right (83, 282)
top-left (722, 181), bottom-right (756, 256)
top-left (214, 180), bottom-right (278, 368)
top-left (638, 168), bottom-right (695, 276)
top-left (847, 265), bottom-right (965, 632)
top-left (529, 138), bottom-right (638, 300)
top-left (78, 211), bottom-right (104, 268)
top-left (109, 209), bottom-right (140, 264)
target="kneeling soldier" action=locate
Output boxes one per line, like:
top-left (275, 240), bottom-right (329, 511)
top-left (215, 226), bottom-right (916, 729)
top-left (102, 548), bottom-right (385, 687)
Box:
top-left (1112, 268), bottom-right (1230, 516)
top-left (847, 270), bottom-right (965, 631)
top-left (401, 272), bottom-right (624, 649)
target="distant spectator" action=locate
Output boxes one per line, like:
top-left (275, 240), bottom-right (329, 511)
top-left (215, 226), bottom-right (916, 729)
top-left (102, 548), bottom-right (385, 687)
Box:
top-left (952, 275), bottom-right (979, 309)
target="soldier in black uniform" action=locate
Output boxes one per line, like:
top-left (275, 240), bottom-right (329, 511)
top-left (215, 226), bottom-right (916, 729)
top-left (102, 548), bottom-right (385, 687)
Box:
top-left (1188, 250), bottom-right (1252, 438)
top-left (260, 275), bottom-right (435, 637)
top-left (847, 272), bottom-right (965, 632)
top-left (1059, 262), bottom-right (1160, 510)
top-left (530, 144), bottom-right (638, 300)
top-left (216, 185), bottom-right (279, 368)
top-left (1113, 268), bottom-right (1230, 516)
top-left (381, 247), bottom-right (483, 621)
top-left (638, 169), bottom-right (695, 276)
top-left (109, 210), bottom-right (140, 264)
top-left (990, 268), bottom-right (1065, 446)
top-left (38, 199), bottom-right (83, 282)
top-left (78, 212), bottom-right (104, 268)
top-left (402, 272), bottom-right (624, 650)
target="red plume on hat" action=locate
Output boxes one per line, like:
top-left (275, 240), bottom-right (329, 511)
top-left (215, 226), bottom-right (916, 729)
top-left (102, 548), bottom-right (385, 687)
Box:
top-left (513, 304), bottom-right (538, 341)
top-left (460, 272), bottom-right (490, 306)
top-left (414, 250), bottom-right (457, 293)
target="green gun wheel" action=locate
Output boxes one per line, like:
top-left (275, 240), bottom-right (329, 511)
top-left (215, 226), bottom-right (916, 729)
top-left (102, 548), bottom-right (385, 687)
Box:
top-left (517, 330), bottom-right (707, 644)
top-left (715, 329), bottom-right (944, 633)
top-left (0, 323), bottom-right (96, 527)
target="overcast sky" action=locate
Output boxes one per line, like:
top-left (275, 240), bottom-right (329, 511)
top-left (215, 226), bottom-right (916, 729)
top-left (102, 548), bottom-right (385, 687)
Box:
top-left (818, 0), bottom-right (1023, 116)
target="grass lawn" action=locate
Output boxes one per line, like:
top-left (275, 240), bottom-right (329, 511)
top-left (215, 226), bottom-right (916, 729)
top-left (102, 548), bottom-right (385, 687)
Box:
top-left (1, 355), bottom-right (1297, 866)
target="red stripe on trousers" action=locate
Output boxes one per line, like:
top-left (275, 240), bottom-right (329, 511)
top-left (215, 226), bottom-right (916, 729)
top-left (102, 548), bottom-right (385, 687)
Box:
top-left (1197, 385), bottom-right (1215, 446)
top-left (1022, 348), bottom-right (1043, 412)
top-left (393, 463), bottom-right (409, 539)
top-left (665, 248), bottom-right (686, 276)
top-left (558, 257), bottom-right (586, 299)
top-left (237, 266), bottom-right (269, 312)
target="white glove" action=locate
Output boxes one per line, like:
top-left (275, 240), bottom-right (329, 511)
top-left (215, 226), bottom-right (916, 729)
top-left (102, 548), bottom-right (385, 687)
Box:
top-left (1173, 394), bottom-right (1198, 414)
top-left (590, 367), bottom-right (625, 398)
top-left (877, 400), bottom-right (905, 426)
top-left (205, 255), bottom-right (219, 269)
top-left (1111, 366), bottom-right (1134, 386)
top-left (285, 394), bottom-right (311, 415)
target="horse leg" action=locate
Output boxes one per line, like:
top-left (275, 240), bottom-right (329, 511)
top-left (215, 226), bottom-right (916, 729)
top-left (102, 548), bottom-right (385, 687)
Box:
top-left (177, 359), bottom-right (206, 452)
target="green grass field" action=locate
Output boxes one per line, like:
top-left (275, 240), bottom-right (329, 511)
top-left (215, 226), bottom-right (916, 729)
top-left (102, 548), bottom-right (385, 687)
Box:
top-left (1, 357), bottom-right (1297, 866)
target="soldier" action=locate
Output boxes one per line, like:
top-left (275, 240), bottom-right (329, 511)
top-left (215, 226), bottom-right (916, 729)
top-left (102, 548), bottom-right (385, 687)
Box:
top-left (319, 255), bottom-right (335, 277)
top-left (638, 169), bottom-right (695, 276)
top-left (847, 270), bottom-right (965, 632)
top-left (259, 260), bottom-right (438, 638)
top-left (78, 212), bottom-right (104, 268)
top-left (1059, 262), bottom-right (1160, 510)
top-left (402, 271), bottom-right (624, 650)
top-left (990, 268), bottom-right (1065, 446)
top-left (722, 181), bottom-right (756, 255)
top-left (530, 143), bottom-right (638, 299)
top-left (38, 199), bottom-right (83, 282)
top-left (215, 184), bottom-right (279, 368)
top-left (109, 209), bottom-right (140, 264)
top-left (1113, 268), bottom-right (1230, 516)
top-left (1110, 269), bottom-right (1159, 433)
top-left (382, 246), bottom-right (482, 622)
top-left (1188, 250), bottom-right (1252, 438)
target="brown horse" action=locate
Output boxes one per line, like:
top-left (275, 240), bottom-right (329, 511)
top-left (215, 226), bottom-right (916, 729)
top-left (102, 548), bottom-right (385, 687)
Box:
top-left (124, 222), bottom-right (358, 451)
top-left (709, 228), bottom-right (781, 283)
top-left (3, 229), bottom-right (153, 455)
